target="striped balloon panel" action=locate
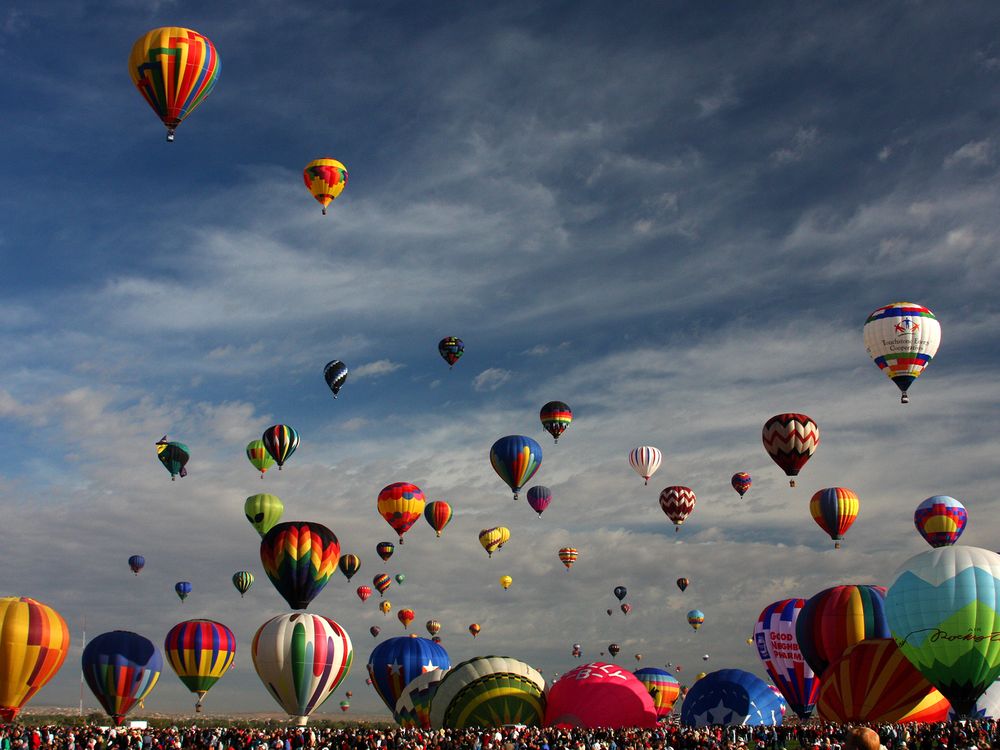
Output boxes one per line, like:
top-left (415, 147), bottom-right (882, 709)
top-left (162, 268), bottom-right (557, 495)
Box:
top-left (373, 574), bottom-right (391, 594)
top-left (914, 496), bottom-right (967, 548)
top-left (81, 631), bottom-right (161, 725)
top-left (634, 667), bottom-right (681, 717)
top-left (795, 585), bottom-right (889, 677)
top-left (338, 554), bottom-right (361, 580)
top-left (809, 488), bottom-right (860, 542)
top-left (262, 425), bottom-right (299, 467)
top-left (0, 597), bottom-right (71, 722)
top-left (762, 414), bottom-right (819, 476)
top-left (754, 599), bottom-right (818, 719)
top-left (377, 483), bottom-right (426, 541)
top-left (659, 487), bottom-right (697, 527)
top-left (478, 527), bottom-right (510, 555)
top-left (817, 638), bottom-right (949, 723)
top-left (540, 401), bottom-right (572, 439)
top-left (559, 548), bottom-right (578, 568)
top-left (233, 571), bottom-right (254, 595)
top-left (260, 522), bottom-right (340, 610)
top-left (432, 656), bottom-right (546, 729)
top-left (864, 302), bottom-right (941, 389)
top-left (376, 542), bottom-right (395, 561)
top-left (395, 668), bottom-right (448, 729)
top-left (490, 436), bottom-right (543, 496)
top-left (628, 446), bottom-right (662, 482)
top-left (128, 27), bottom-right (220, 128)
top-left (164, 619), bottom-right (236, 695)
top-left (424, 501), bottom-right (453, 536)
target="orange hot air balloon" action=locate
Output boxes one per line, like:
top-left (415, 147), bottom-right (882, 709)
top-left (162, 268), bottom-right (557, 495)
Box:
top-left (424, 501), bottom-right (453, 538)
top-left (0, 597), bottom-right (71, 722)
top-left (468, 624), bottom-right (481, 638)
top-left (380, 601), bottom-right (392, 616)
top-left (303, 159), bottom-right (348, 215)
top-left (377, 483), bottom-right (426, 544)
top-left (398, 609), bottom-right (415, 630)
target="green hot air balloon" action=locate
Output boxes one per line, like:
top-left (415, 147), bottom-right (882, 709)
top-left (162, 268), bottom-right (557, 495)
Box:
top-left (428, 655), bottom-right (546, 729)
top-left (886, 546), bottom-right (1000, 716)
top-left (245, 494), bottom-right (284, 537)
top-left (233, 571), bottom-right (254, 597)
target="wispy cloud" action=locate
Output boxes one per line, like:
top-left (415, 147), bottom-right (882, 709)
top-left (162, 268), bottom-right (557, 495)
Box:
top-left (352, 359), bottom-right (404, 379)
top-left (473, 368), bottom-right (512, 391)
top-left (944, 139), bottom-right (994, 167)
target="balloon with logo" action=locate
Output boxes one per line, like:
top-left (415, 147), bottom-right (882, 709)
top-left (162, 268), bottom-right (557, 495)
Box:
top-left (430, 656), bottom-right (545, 729)
top-left (754, 599), bottom-right (819, 719)
top-left (373, 574), bottom-right (391, 597)
top-left (246, 440), bottom-right (275, 477)
top-left (864, 302), bottom-right (941, 403)
top-left (438, 337), bottom-right (464, 368)
top-left (128, 555), bottom-right (145, 576)
top-left (539, 402), bottom-right (573, 444)
top-left (478, 527), bottom-right (510, 557)
top-left (687, 610), bottom-right (705, 630)
top-left (394, 668), bottom-right (448, 729)
top-left (676, 578), bottom-right (689, 592)
top-left (380, 601), bottom-right (392, 616)
top-left (659, 486), bottom-right (696, 532)
top-left (262, 424), bottom-right (299, 470)
top-left (251, 613), bottom-right (353, 726)
top-left (377, 542), bottom-right (395, 563)
top-left (762, 414), bottom-right (819, 487)
top-left (545, 662), bottom-right (657, 728)
top-left (156, 437), bottom-right (189, 480)
top-left (0, 597), bottom-right (71, 722)
top-left (810, 488), bottom-right (860, 549)
top-left (914, 496), bottom-right (967, 548)
top-left (558, 547), bottom-right (578, 570)
top-left (322, 359), bottom-right (349, 397)
top-left (260, 521), bottom-right (340, 610)
top-left (490, 436), bottom-right (543, 501)
top-left (886, 546), bottom-right (1000, 716)
top-left (304, 160), bottom-right (348, 215)
top-left (500, 576), bottom-right (513, 591)
top-left (338, 554), bottom-right (360, 581)
top-left (816, 638), bottom-right (949, 723)
top-left (424, 501), bottom-right (453, 537)
top-left (628, 446), bottom-right (662, 485)
top-left (163, 620), bottom-right (236, 712)
top-left (634, 667), bottom-right (681, 718)
top-left (378, 483), bottom-right (426, 544)
top-left (526, 486), bottom-right (552, 517)
top-left (232, 571), bottom-right (254, 597)
top-left (82, 631), bottom-right (162, 725)
top-left (244, 494), bottom-right (284, 537)
top-left (357, 586), bottom-right (372, 603)
top-left (681, 669), bottom-right (784, 726)
top-left (367, 636), bottom-right (450, 714)
top-left (796, 585), bottom-right (889, 677)
top-left (175, 582), bottom-right (192, 602)
top-left (128, 27), bottom-right (220, 142)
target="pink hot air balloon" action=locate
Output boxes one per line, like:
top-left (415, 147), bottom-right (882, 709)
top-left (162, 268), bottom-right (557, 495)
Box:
top-left (544, 662), bottom-right (657, 728)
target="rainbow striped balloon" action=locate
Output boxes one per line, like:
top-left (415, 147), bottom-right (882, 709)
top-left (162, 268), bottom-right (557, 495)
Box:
top-left (809, 487), bottom-right (860, 549)
top-left (634, 667), bottom-right (681, 717)
top-left (0, 597), bottom-right (70, 722)
top-left (424, 501), bottom-right (453, 538)
top-left (796, 585), bottom-right (889, 677)
top-left (260, 521), bottom-right (340, 610)
top-left (490, 435), bottom-right (543, 501)
top-left (539, 401), bottom-right (573, 443)
top-left (558, 547), bottom-right (578, 570)
top-left (163, 619), bottom-right (236, 709)
top-left (914, 495), bottom-right (967, 548)
top-left (82, 631), bottom-right (162, 725)
top-left (262, 424), bottom-right (299, 469)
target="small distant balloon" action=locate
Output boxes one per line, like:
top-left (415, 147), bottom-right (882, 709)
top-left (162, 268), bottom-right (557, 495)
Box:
top-left (262, 425), bottom-right (299, 470)
top-left (539, 401), bottom-right (572, 443)
top-left (377, 482), bottom-right (426, 544)
top-left (614, 586), bottom-right (627, 601)
top-left (175, 582), bottom-right (192, 602)
top-left (499, 575), bottom-right (512, 590)
top-left (864, 302), bottom-right (941, 404)
top-left (377, 542), bottom-right (395, 563)
top-left (323, 360), bottom-right (349, 398)
top-left (128, 555), bottom-right (145, 576)
top-left (629, 446), bottom-right (662, 485)
top-left (338, 554), bottom-right (361, 581)
top-left (762, 413), bottom-right (819, 487)
top-left (304, 159), bottom-right (348, 216)
top-left (677, 577), bottom-right (689, 592)
top-left (490, 436), bottom-right (543, 501)
top-left (395, 573), bottom-right (406, 585)
top-left (244, 494), bottom-right (284, 538)
top-left (424, 501), bottom-right (453, 538)
top-left (810, 487), bottom-right (860, 549)
top-left (398, 609), bottom-right (415, 630)
top-left (687, 610), bottom-right (705, 630)
top-left (373, 574), bottom-right (391, 597)
top-left (731, 472), bottom-right (752, 498)
top-left (370, 626), bottom-right (380, 638)
top-left (438, 337), bottom-right (464, 367)
top-left (379, 601), bottom-right (391, 616)
top-left (914, 495), bottom-right (967, 548)
top-left (156, 437), bottom-right (189, 480)
top-left (468, 624), bottom-right (481, 638)
top-left (526, 486), bottom-right (552, 517)
top-left (246, 439), bottom-right (275, 477)
top-left (478, 527), bottom-right (510, 557)
top-left (621, 603), bottom-right (632, 615)
top-left (232, 571), bottom-right (254, 597)
top-left (559, 547), bottom-right (578, 570)
top-left (356, 586), bottom-right (372, 603)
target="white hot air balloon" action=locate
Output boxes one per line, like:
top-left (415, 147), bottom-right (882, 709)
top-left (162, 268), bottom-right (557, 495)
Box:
top-left (628, 446), bottom-right (662, 486)
top-left (863, 302), bottom-right (941, 404)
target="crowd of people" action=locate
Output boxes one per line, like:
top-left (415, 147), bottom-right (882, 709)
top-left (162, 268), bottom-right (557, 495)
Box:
top-left (0, 721), bottom-right (999, 750)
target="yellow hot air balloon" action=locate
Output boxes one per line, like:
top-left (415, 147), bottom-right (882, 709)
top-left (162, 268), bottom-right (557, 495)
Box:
top-left (478, 527), bottom-right (510, 557)
top-left (380, 601), bottom-right (392, 616)
top-left (303, 159), bottom-right (348, 215)
top-left (0, 597), bottom-right (71, 722)
top-left (500, 576), bottom-right (512, 591)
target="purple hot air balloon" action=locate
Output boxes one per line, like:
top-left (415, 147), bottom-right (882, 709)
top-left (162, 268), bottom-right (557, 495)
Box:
top-left (526, 486), bottom-right (552, 517)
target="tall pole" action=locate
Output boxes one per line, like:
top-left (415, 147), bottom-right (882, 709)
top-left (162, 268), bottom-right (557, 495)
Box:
top-left (79, 615), bottom-right (85, 717)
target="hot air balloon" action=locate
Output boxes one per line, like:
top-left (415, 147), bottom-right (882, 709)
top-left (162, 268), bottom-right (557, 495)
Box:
top-left (886, 546), bottom-right (1000, 716)
top-left (572, 644), bottom-right (582, 659)
top-left (490, 436), bottom-right (543, 501)
top-left (373, 573), bottom-right (391, 597)
top-left (634, 667), bottom-right (681, 719)
top-left (612, 586), bottom-right (627, 602)
top-left (346, 690), bottom-right (352, 698)
top-left (395, 573), bottom-right (406, 585)
top-left (338, 554), bottom-right (361, 581)
top-left (262, 424), bottom-right (299, 470)
top-left (377, 542), bottom-right (395, 563)
top-left (426, 620), bottom-right (441, 637)
top-left (762, 414), bottom-right (819, 487)
top-left (367, 636), bottom-right (450, 714)
top-left (398, 610), bottom-right (415, 630)
top-left (251, 613), bottom-right (353, 726)
top-left (558, 547), bottom-right (578, 570)
top-left (0, 597), bottom-right (70, 722)
top-left (468, 624), bottom-right (480, 638)
top-left (635, 654), bottom-right (643, 662)
top-left (628, 446), bottom-right (662, 486)
top-left (681, 669), bottom-right (784, 726)
top-left (478, 527), bottom-right (510, 557)
top-left (621, 604), bottom-right (632, 615)
top-left (304, 160), bottom-right (348, 216)
top-left (357, 586), bottom-right (372, 603)
top-left (816, 638), bottom-right (949, 723)
top-left (539, 402), bottom-right (573, 443)
top-left (430, 656), bottom-right (545, 729)
top-left (754, 599), bottom-right (819, 720)
top-left (232, 571), bottom-right (254, 597)
top-left (731, 472), bottom-right (752, 498)
top-left (676, 578), bottom-right (689, 592)
top-left (156, 437), bottom-right (189, 480)
top-left (246, 439), bottom-right (275, 477)
top-left (394, 668), bottom-right (448, 729)
top-left (323, 360), bottom-right (349, 397)
top-left (128, 555), bottom-right (145, 576)
top-left (796, 585), bottom-right (889, 677)
top-left (82, 631), bottom-right (162, 725)
top-left (175, 582), bottom-right (192, 602)
top-left (659, 486), bottom-right (696, 532)
top-left (244, 494), bottom-right (284, 538)
top-left (339, 700), bottom-right (350, 712)
top-left (424, 501), bottom-right (453, 537)
top-left (438, 337), bottom-right (464, 368)
top-left (377, 483), bottom-right (426, 544)
top-left (432, 636), bottom-right (442, 644)
top-left (370, 626), bottom-right (380, 638)
top-left (380, 601), bottom-right (392, 616)
top-left (526, 486), bottom-right (552, 517)
top-left (500, 575), bottom-right (513, 591)
top-left (687, 610), bottom-right (704, 630)
top-left (606, 609), bottom-right (613, 617)
top-left (608, 644), bottom-right (621, 659)
top-left (914, 495), bottom-right (967, 548)
top-left (864, 302), bottom-right (941, 403)
top-left (810, 487), bottom-right (860, 549)
top-left (546, 662), bottom-right (656, 728)
top-left (260, 521), bottom-right (340, 610)
top-left (128, 27), bottom-right (220, 142)
top-left (163, 620), bottom-right (236, 712)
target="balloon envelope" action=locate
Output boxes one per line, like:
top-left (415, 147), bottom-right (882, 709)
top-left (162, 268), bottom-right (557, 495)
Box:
top-left (754, 599), bottom-right (819, 719)
top-left (731, 472), bottom-right (752, 498)
top-left (761, 414), bottom-right (819, 485)
top-left (0, 597), bottom-right (70, 722)
top-left (424, 501), bottom-right (453, 537)
top-left (163, 620), bottom-right (236, 706)
top-left (430, 656), bottom-right (546, 729)
top-left (377, 483), bottom-right (426, 544)
top-left (246, 440), bottom-right (275, 476)
top-left (914, 495), bottom-right (967, 548)
top-left (809, 487), bottom-right (860, 547)
top-left (128, 555), bottom-right (145, 575)
top-left (545, 662), bottom-right (656, 728)
top-left (526, 486), bottom-right (552, 516)
top-left (338, 554), bottom-right (361, 581)
top-left (395, 668), bottom-right (448, 729)
top-left (628, 446), bottom-right (662, 485)
top-left (438, 337), bottom-right (464, 366)
top-left (490, 436), bottom-right (543, 501)
top-left (659, 486), bottom-right (696, 530)
top-left (864, 302), bottom-right (941, 403)
top-left (232, 571), bottom-right (254, 597)
top-left (305, 162), bottom-right (348, 215)
top-left (244, 494), bottom-right (284, 537)
top-left (322, 359), bottom-right (349, 396)
top-left (367, 636), bottom-right (450, 714)
top-left (796, 585), bottom-right (889, 677)
top-left (681, 669), bottom-right (784, 726)
top-left (82, 631), bottom-right (162, 725)
top-left (633, 667), bottom-right (681, 718)
top-left (539, 401), bottom-right (572, 443)
top-left (260, 521), bottom-right (340, 610)
top-left (262, 424), bottom-right (299, 468)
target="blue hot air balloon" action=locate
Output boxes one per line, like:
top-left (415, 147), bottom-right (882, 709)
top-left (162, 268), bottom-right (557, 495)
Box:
top-left (489, 435), bottom-right (542, 501)
top-left (128, 555), bottom-right (145, 576)
top-left (175, 582), bottom-right (192, 602)
top-left (81, 631), bottom-right (162, 726)
top-left (366, 636), bottom-right (450, 716)
top-left (681, 669), bottom-right (784, 727)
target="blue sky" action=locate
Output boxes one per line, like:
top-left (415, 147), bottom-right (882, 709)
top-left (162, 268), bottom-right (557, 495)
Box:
top-left (3, 0), bottom-right (1000, 719)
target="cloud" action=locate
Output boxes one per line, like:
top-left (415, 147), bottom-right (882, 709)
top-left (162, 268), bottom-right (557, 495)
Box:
top-left (352, 359), bottom-right (404, 379)
top-left (473, 368), bottom-right (512, 391)
top-left (944, 139), bottom-right (994, 167)
top-left (770, 127), bottom-right (820, 164)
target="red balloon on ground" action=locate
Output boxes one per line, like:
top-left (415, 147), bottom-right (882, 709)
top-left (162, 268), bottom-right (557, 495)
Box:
top-left (544, 662), bottom-right (657, 728)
